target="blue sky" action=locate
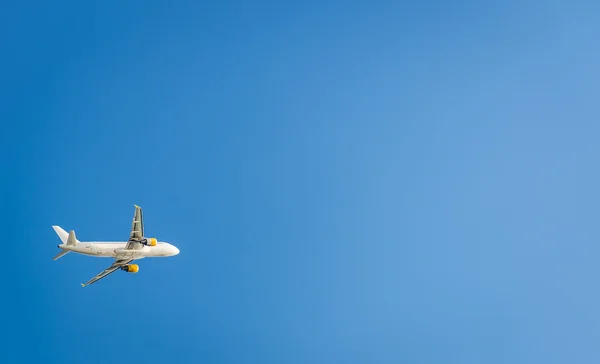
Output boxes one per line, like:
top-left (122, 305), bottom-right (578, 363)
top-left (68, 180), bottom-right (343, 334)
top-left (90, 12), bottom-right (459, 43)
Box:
top-left (3, 1), bottom-right (600, 363)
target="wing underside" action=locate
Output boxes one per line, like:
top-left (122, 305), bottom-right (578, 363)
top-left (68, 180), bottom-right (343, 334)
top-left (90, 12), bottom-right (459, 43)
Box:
top-left (81, 258), bottom-right (134, 287)
top-left (126, 205), bottom-right (144, 250)
top-left (80, 205), bottom-right (145, 287)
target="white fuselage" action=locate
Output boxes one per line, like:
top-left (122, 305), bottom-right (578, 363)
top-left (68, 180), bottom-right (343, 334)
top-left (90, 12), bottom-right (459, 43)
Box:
top-left (58, 241), bottom-right (180, 260)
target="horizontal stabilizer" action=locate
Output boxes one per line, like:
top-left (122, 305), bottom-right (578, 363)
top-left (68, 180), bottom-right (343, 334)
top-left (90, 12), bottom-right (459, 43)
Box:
top-left (52, 249), bottom-right (70, 261)
top-left (52, 226), bottom-right (69, 244)
top-left (52, 226), bottom-right (79, 245)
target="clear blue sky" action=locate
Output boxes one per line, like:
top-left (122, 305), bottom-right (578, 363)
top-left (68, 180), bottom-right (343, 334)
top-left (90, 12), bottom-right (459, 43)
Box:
top-left (3, 1), bottom-right (600, 363)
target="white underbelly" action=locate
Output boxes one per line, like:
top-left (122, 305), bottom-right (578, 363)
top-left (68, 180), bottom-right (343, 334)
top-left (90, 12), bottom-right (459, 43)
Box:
top-left (69, 244), bottom-right (107, 256)
top-left (69, 243), bottom-right (164, 258)
top-left (114, 248), bottom-right (146, 259)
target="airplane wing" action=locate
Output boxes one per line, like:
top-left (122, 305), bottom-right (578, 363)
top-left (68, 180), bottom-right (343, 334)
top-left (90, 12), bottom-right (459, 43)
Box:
top-left (81, 258), bottom-right (134, 287)
top-left (126, 204), bottom-right (144, 250)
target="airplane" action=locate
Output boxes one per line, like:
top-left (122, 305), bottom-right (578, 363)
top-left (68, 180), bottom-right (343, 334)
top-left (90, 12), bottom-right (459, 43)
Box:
top-left (52, 204), bottom-right (180, 287)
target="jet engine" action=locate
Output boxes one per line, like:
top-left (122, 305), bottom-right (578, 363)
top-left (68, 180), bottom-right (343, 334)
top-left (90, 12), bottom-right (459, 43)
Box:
top-left (143, 238), bottom-right (157, 246)
top-left (121, 264), bottom-right (139, 273)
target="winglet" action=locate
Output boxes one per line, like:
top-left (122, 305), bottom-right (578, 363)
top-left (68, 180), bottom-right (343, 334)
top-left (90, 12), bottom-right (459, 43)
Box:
top-left (134, 204), bottom-right (140, 208)
top-left (81, 283), bottom-right (86, 288)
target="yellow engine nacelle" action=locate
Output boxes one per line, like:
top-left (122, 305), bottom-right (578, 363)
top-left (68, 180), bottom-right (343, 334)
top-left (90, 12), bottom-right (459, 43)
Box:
top-left (125, 264), bottom-right (139, 273)
top-left (145, 238), bottom-right (157, 246)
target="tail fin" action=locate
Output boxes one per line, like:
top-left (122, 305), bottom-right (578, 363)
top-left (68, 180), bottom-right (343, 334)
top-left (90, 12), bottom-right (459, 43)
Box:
top-left (67, 230), bottom-right (77, 246)
top-left (52, 226), bottom-right (79, 246)
top-left (52, 226), bottom-right (79, 261)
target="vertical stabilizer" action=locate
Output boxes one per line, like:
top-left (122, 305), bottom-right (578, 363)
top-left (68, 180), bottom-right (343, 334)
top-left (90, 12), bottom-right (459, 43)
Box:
top-left (52, 226), bottom-right (80, 245)
top-left (67, 230), bottom-right (77, 246)
top-left (52, 226), bottom-right (78, 261)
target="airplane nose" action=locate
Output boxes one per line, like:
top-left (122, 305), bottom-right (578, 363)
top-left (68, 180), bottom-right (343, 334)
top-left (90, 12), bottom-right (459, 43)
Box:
top-left (172, 246), bottom-right (180, 255)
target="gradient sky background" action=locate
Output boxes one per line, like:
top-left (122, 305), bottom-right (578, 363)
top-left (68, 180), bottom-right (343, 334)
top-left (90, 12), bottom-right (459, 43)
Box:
top-left (3, 1), bottom-right (600, 363)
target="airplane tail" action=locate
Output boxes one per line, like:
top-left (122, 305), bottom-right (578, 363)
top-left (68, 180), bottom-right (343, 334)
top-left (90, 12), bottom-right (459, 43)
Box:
top-left (52, 249), bottom-right (70, 260)
top-left (52, 225), bottom-right (79, 260)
